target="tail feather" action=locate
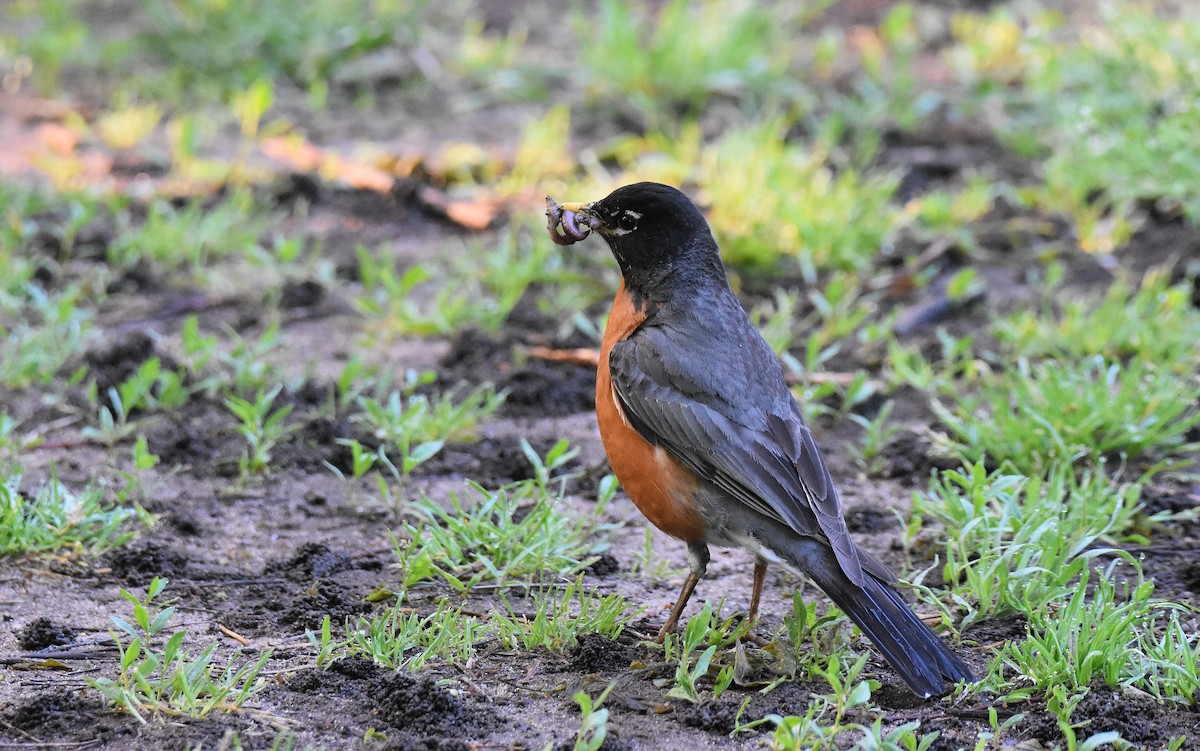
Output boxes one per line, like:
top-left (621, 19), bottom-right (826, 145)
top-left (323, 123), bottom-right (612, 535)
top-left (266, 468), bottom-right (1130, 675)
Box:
top-left (807, 562), bottom-right (974, 697)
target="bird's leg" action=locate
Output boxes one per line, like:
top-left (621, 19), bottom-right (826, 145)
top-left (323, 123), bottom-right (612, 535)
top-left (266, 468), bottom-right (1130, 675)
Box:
top-left (654, 540), bottom-right (709, 643)
top-left (746, 557), bottom-right (768, 627)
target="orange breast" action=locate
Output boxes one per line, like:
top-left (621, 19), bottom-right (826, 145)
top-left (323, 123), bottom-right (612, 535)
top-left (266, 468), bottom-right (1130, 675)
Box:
top-left (597, 282), bottom-right (706, 541)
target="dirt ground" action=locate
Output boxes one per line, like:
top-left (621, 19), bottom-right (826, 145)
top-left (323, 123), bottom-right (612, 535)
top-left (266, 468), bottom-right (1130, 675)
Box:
top-left (3, 1), bottom-right (1200, 750)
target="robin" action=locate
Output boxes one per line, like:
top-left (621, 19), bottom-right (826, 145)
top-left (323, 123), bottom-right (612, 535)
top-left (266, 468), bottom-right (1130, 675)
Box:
top-left (546, 183), bottom-right (973, 697)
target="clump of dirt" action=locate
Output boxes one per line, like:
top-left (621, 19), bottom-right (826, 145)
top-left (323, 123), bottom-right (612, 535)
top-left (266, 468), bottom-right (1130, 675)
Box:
top-left (268, 542), bottom-right (355, 581)
top-left (271, 412), bottom-right (360, 474)
top-left (844, 506), bottom-right (894, 533)
top-left (1020, 685), bottom-right (1197, 747)
top-left (587, 553), bottom-right (620, 577)
top-left (84, 331), bottom-right (157, 398)
top-left (569, 633), bottom-right (632, 672)
top-left (18, 617), bottom-right (76, 651)
top-left (280, 580), bottom-right (372, 632)
top-left (143, 398), bottom-right (231, 468)
top-left (279, 279), bottom-right (325, 308)
top-left (677, 701), bottom-right (740, 735)
top-left (106, 540), bottom-right (187, 584)
top-left (417, 435), bottom-right (583, 487)
top-left (435, 325), bottom-right (596, 419)
top-left (376, 673), bottom-right (479, 735)
top-left (1179, 560), bottom-right (1200, 593)
top-left (499, 360), bottom-right (595, 418)
top-left (3, 691), bottom-right (123, 744)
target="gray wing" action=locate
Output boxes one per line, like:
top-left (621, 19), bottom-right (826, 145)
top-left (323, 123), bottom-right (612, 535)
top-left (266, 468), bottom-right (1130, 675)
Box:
top-left (609, 327), bottom-right (867, 585)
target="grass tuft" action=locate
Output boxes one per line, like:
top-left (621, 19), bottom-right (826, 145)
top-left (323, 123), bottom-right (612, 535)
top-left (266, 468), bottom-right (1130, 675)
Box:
top-left (1, 468), bottom-right (138, 555)
top-left (931, 356), bottom-right (1200, 476)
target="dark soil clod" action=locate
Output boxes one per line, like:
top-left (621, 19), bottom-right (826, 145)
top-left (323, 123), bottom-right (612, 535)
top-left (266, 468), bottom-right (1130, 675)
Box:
top-left (18, 617), bottom-right (77, 651)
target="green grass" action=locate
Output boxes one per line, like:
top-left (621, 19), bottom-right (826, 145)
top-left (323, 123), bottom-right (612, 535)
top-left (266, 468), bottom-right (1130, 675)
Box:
top-left (989, 562), bottom-right (1197, 706)
top-left (356, 226), bottom-right (599, 337)
top-left (913, 462), bottom-right (1150, 625)
top-left (395, 476), bottom-right (615, 592)
top-left (959, 3), bottom-right (1200, 251)
top-left (335, 600), bottom-right (482, 671)
top-left (614, 119), bottom-right (902, 277)
top-left (930, 356), bottom-right (1200, 476)
top-left (0, 282), bottom-right (93, 389)
top-left (491, 576), bottom-right (636, 652)
top-left (107, 193), bottom-right (265, 277)
top-left (1, 468), bottom-right (139, 555)
top-left (3, 0), bottom-right (426, 106)
top-left (994, 270), bottom-right (1200, 371)
top-left (575, 0), bottom-right (813, 124)
top-left (89, 577), bottom-right (272, 722)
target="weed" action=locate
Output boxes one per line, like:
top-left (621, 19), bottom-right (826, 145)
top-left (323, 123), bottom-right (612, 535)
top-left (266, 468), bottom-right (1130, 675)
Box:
top-left (991, 561), bottom-right (1197, 707)
top-left (931, 356), bottom-right (1200, 476)
top-left (781, 592), bottom-right (853, 681)
top-left (224, 385), bottom-right (296, 476)
top-left (980, 4), bottom-right (1200, 245)
top-left (108, 193), bottom-right (263, 278)
top-left (575, 0), bottom-right (804, 124)
top-left (492, 575), bottom-right (636, 652)
top-left (216, 321), bottom-right (286, 397)
top-left (115, 435), bottom-right (161, 505)
top-left (88, 577), bottom-right (272, 722)
top-left (398, 476), bottom-right (614, 591)
top-left (83, 357), bottom-right (189, 445)
top-left (765, 654), bottom-right (899, 750)
top-left (971, 707), bottom-right (1025, 751)
top-left (849, 400), bottom-right (899, 476)
top-left (1045, 686), bottom-right (1131, 751)
top-left (569, 683), bottom-right (616, 751)
top-left (666, 601), bottom-right (747, 704)
top-left (0, 283), bottom-right (93, 389)
top-left (355, 382), bottom-right (505, 447)
top-left (994, 271), bottom-right (1200, 372)
top-left (628, 527), bottom-right (680, 580)
top-left (340, 599), bottom-right (481, 670)
top-left (1, 467), bottom-right (138, 554)
top-left (913, 462), bottom-right (1150, 624)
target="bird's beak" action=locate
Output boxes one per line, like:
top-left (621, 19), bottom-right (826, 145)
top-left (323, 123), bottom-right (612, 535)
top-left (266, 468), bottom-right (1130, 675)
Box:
top-left (557, 201), bottom-right (589, 212)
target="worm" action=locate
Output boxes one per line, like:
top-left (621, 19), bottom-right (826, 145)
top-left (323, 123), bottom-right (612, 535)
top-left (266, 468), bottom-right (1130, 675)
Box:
top-left (545, 196), bottom-right (590, 245)
top-left (561, 207), bottom-right (589, 241)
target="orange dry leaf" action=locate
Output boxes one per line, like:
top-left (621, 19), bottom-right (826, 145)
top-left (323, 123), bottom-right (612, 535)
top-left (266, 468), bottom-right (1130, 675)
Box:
top-left (37, 123), bottom-right (78, 155)
top-left (444, 198), bottom-right (500, 230)
top-left (417, 185), bottom-right (501, 230)
top-left (323, 158), bottom-right (394, 192)
top-left (261, 135), bottom-right (323, 172)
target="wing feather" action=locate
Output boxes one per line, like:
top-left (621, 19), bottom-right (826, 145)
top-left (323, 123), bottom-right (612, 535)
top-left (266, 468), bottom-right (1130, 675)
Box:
top-left (609, 332), bottom-right (866, 585)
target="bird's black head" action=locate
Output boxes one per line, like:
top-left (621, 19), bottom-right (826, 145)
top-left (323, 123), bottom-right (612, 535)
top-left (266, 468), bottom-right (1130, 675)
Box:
top-left (569, 182), bottom-right (726, 302)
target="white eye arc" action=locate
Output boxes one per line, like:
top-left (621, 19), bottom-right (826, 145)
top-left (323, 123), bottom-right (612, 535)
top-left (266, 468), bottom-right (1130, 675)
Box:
top-left (613, 210), bottom-right (641, 235)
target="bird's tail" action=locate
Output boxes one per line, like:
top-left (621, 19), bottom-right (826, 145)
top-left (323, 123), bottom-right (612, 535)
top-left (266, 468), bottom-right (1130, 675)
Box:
top-left (801, 553), bottom-right (974, 698)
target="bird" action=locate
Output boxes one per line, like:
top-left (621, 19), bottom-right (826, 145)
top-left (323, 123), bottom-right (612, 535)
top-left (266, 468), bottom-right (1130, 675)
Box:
top-left (545, 182), bottom-right (973, 698)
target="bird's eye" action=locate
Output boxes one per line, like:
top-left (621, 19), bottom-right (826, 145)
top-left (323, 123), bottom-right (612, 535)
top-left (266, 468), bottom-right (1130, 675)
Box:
top-left (617, 212), bottom-right (638, 231)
